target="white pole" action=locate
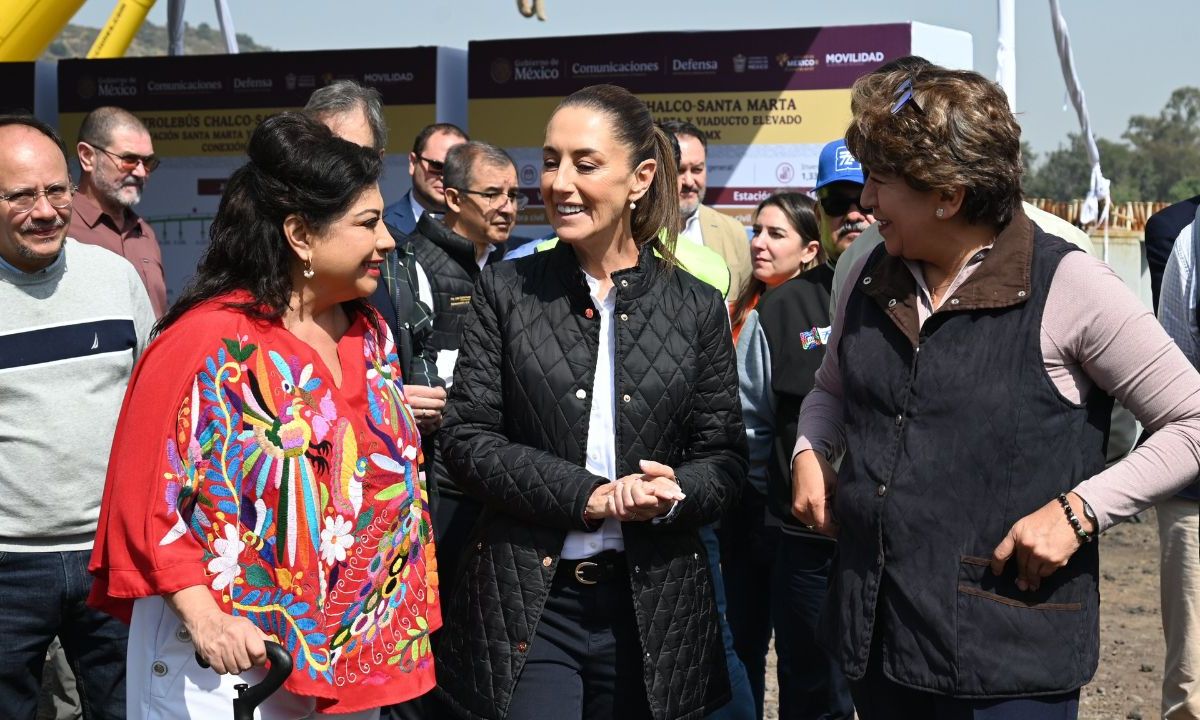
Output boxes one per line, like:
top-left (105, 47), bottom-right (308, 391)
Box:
top-left (213, 0), bottom-right (239, 54)
top-left (167, 0), bottom-right (186, 56)
top-left (996, 0), bottom-right (1016, 112)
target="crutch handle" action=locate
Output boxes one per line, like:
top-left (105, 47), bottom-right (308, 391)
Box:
top-left (195, 640), bottom-right (293, 720)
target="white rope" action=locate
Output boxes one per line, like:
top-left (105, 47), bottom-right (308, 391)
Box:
top-left (996, 0), bottom-right (1016, 112)
top-left (1048, 0), bottom-right (1109, 227)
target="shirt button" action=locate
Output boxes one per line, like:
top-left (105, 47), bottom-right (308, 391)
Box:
top-left (542, 556), bottom-right (552, 567)
top-left (622, 394), bottom-right (632, 403)
top-left (620, 280), bottom-right (629, 287)
top-left (175, 627), bottom-right (191, 643)
top-left (576, 389), bottom-right (587, 400)
top-left (877, 485), bottom-right (888, 497)
top-left (620, 313), bottom-right (629, 321)
top-left (862, 276), bottom-right (872, 285)
top-left (888, 298), bottom-right (897, 307)
top-left (152, 661), bottom-right (169, 676)
top-left (517, 641), bottom-right (529, 652)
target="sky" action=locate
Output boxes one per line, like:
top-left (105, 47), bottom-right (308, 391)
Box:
top-left (70, 0), bottom-right (1200, 158)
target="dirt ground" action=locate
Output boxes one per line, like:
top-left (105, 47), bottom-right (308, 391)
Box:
top-left (762, 510), bottom-right (1165, 720)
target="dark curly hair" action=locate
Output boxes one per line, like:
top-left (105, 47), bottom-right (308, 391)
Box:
top-left (156, 112), bottom-right (383, 335)
top-left (844, 65), bottom-right (1023, 229)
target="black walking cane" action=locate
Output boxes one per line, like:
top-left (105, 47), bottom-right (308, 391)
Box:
top-left (196, 641), bottom-right (293, 720)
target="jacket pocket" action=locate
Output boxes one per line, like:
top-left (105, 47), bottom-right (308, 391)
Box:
top-left (954, 555), bottom-right (1089, 695)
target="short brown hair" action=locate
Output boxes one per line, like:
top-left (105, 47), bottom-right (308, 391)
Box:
top-left (844, 65), bottom-right (1023, 228)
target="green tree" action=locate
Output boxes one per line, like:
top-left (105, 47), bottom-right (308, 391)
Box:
top-left (1122, 86), bottom-right (1200, 201)
top-left (1024, 134), bottom-right (1140, 202)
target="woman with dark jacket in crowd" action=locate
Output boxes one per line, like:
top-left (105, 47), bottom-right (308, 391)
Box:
top-left (721, 192), bottom-right (852, 720)
top-left (791, 65), bottom-right (1200, 719)
top-left (436, 84), bottom-right (748, 720)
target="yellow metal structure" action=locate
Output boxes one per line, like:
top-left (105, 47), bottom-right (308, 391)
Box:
top-left (88, 0), bottom-right (158, 58)
top-left (0, 0), bottom-right (87, 61)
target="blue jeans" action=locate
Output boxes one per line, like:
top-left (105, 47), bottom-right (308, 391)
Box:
top-left (699, 525), bottom-right (757, 720)
top-left (771, 534), bottom-right (853, 720)
top-left (0, 550), bottom-right (127, 720)
top-left (721, 488), bottom-right (853, 720)
top-left (851, 659), bottom-right (1079, 719)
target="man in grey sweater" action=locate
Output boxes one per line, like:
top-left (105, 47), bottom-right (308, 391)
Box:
top-left (0, 114), bottom-right (155, 719)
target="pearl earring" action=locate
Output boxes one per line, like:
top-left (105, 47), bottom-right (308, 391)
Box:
top-left (630, 201), bottom-right (637, 210)
top-left (303, 258), bottom-right (315, 279)
top-left (935, 208), bottom-right (945, 218)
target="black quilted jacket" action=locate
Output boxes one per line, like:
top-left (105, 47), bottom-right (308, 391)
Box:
top-left (436, 241), bottom-right (748, 720)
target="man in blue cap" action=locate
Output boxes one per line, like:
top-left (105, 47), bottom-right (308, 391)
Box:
top-left (813, 138), bottom-right (875, 265)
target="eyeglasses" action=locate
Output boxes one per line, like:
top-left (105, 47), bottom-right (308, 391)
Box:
top-left (453, 188), bottom-right (529, 211)
top-left (0, 183), bottom-right (75, 214)
top-left (890, 78), bottom-right (922, 115)
top-left (87, 143), bottom-right (161, 173)
top-left (416, 155), bottom-right (445, 174)
top-left (818, 190), bottom-right (871, 217)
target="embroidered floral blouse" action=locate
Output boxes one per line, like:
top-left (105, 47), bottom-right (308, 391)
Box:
top-left (89, 294), bottom-right (439, 712)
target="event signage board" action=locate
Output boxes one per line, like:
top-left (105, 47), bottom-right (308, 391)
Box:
top-left (0, 62), bottom-right (37, 114)
top-left (469, 23), bottom-right (971, 231)
top-left (58, 47), bottom-right (466, 302)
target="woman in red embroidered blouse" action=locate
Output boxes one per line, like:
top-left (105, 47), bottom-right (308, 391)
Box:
top-left (89, 113), bottom-right (439, 719)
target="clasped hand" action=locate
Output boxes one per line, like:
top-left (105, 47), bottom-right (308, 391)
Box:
top-left (585, 460), bottom-right (686, 522)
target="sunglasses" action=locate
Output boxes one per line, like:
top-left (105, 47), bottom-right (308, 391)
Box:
top-left (890, 78), bottom-right (922, 115)
top-left (416, 154), bottom-right (445, 174)
top-left (819, 191), bottom-right (871, 217)
top-left (88, 143), bottom-right (161, 173)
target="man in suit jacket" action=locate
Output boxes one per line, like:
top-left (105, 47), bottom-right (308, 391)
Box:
top-left (660, 120), bottom-right (753, 297)
top-left (383, 122), bottom-right (469, 235)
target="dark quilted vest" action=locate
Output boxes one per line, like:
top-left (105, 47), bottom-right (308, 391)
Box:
top-left (409, 213), bottom-right (500, 354)
top-left (826, 229), bottom-right (1111, 697)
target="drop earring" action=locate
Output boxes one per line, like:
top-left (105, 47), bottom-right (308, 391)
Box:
top-left (303, 258), bottom-right (315, 279)
top-left (630, 201), bottom-right (637, 210)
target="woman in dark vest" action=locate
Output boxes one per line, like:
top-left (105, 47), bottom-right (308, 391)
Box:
top-left (435, 84), bottom-right (748, 720)
top-left (791, 65), bottom-right (1200, 719)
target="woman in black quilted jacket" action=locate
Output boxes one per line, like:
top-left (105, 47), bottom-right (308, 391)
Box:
top-left (435, 84), bottom-right (749, 720)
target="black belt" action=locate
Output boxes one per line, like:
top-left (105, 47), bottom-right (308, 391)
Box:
top-left (556, 551), bottom-right (626, 585)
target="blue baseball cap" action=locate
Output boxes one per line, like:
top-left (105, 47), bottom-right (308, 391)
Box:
top-left (813, 139), bottom-right (865, 191)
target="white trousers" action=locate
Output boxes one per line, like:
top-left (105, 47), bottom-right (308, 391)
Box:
top-left (1158, 497), bottom-right (1200, 720)
top-left (127, 596), bottom-right (380, 720)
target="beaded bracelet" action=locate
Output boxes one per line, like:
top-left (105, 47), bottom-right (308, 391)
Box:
top-left (1057, 493), bottom-right (1093, 543)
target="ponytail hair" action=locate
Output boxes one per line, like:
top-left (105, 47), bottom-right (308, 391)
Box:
top-left (555, 84), bottom-right (679, 269)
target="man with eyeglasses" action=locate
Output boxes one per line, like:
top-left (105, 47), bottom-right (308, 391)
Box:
top-left (69, 106), bottom-right (166, 318)
top-left (383, 122), bottom-right (469, 236)
top-left (0, 113), bottom-right (155, 720)
top-left (407, 140), bottom-right (518, 626)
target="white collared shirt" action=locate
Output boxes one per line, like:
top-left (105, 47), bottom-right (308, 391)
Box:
top-left (560, 271), bottom-right (624, 559)
top-left (679, 208), bottom-right (704, 247)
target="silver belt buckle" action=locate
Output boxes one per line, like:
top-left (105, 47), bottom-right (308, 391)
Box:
top-left (573, 561), bottom-right (599, 585)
